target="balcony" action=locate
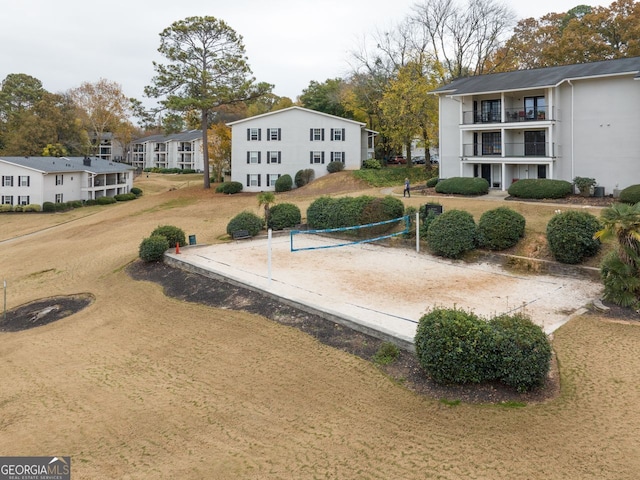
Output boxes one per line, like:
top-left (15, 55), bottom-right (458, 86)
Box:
top-left (462, 106), bottom-right (550, 125)
top-left (462, 142), bottom-right (554, 158)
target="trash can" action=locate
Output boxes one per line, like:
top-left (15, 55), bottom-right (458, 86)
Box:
top-left (594, 186), bottom-right (605, 198)
top-left (188, 234), bottom-right (197, 245)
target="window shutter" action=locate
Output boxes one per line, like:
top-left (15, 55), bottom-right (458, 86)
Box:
top-left (310, 152), bottom-right (313, 164)
top-left (258, 129), bottom-right (261, 141)
top-left (342, 128), bottom-right (345, 141)
top-left (310, 129), bottom-right (313, 141)
top-left (321, 152), bottom-right (325, 164)
top-left (321, 129), bottom-right (325, 141)
top-left (342, 152), bottom-right (346, 162)
top-left (27, 176), bottom-right (30, 187)
top-left (246, 152), bottom-right (250, 164)
top-left (258, 152), bottom-right (261, 164)
top-left (246, 174), bottom-right (250, 186)
top-left (266, 128), bottom-right (271, 141)
top-left (247, 129), bottom-right (250, 141)
top-left (330, 128), bottom-right (334, 140)
top-left (330, 152), bottom-right (334, 162)
top-left (277, 128), bottom-right (281, 140)
top-left (278, 151), bottom-right (281, 164)
top-left (257, 175), bottom-right (261, 187)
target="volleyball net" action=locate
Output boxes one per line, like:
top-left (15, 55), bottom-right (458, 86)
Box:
top-left (290, 215), bottom-right (411, 252)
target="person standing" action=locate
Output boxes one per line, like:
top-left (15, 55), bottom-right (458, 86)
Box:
top-left (404, 177), bottom-right (411, 197)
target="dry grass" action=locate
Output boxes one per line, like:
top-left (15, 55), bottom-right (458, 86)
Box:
top-left (1, 173), bottom-right (639, 479)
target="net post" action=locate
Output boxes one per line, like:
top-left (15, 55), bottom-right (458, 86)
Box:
top-left (267, 228), bottom-right (272, 284)
top-left (416, 212), bottom-right (420, 253)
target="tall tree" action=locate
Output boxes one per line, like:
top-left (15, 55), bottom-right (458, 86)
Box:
top-left (207, 122), bottom-right (231, 183)
top-left (299, 79), bottom-right (354, 118)
top-left (69, 78), bottom-right (132, 156)
top-left (145, 16), bottom-right (272, 188)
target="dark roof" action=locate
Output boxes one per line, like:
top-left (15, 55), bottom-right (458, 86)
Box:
top-left (133, 130), bottom-right (202, 144)
top-left (432, 56), bottom-right (640, 96)
top-left (0, 156), bottom-right (135, 174)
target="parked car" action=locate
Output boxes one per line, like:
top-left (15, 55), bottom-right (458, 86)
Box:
top-left (388, 155), bottom-right (406, 165)
top-left (413, 156), bottom-right (426, 164)
top-left (430, 154), bottom-right (439, 164)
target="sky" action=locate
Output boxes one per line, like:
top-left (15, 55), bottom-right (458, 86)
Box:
top-left (0, 0), bottom-right (611, 106)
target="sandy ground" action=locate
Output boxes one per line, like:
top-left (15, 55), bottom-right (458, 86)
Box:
top-left (0, 173), bottom-right (639, 479)
top-left (169, 234), bottom-right (603, 345)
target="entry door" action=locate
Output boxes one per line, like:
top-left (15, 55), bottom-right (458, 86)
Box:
top-left (481, 164), bottom-right (491, 184)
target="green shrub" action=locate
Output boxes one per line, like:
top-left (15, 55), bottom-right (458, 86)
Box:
top-left (362, 159), bottom-right (382, 169)
top-left (151, 225), bottom-right (186, 248)
top-left (435, 177), bottom-right (489, 195)
top-left (96, 196), bottom-right (117, 205)
top-left (306, 196), bottom-right (337, 229)
top-left (508, 179), bottom-right (573, 199)
top-left (42, 202), bottom-right (55, 212)
top-left (427, 209), bottom-right (477, 258)
top-left (84, 199), bottom-right (97, 206)
top-left (489, 313), bottom-right (552, 392)
top-left (114, 193), bottom-right (137, 201)
top-left (0, 204), bottom-right (13, 213)
top-left (54, 202), bottom-right (70, 211)
top-left (226, 211), bottom-right (264, 237)
top-left (546, 210), bottom-right (601, 264)
top-left (275, 174), bottom-right (293, 192)
top-left (13, 205), bottom-right (23, 212)
top-left (477, 207), bottom-right (526, 250)
top-left (130, 187), bottom-right (143, 196)
top-left (426, 177), bottom-right (440, 188)
top-left (139, 235), bottom-right (170, 262)
top-left (619, 184), bottom-right (640, 204)
top-left (372, 342), bottom-right (400, 366)
top-left (359, 196), bottom-right (404, 225)
top-left (327, 161), bottom-right (345, 173)
top-left (215, 181), bottom-right (243, 194)
top-left (294, 169), bottom-right (315, 188)
top-left (415, 307), bottom-right (494, 384)
top-left (600, 250), bottom-right (640, 308)
top-left (419, 203), bottom-right (443, 239)
top-left (268, 203), bottom-right (301, 230)
top-left (23, 204), bottom-right (41, 212)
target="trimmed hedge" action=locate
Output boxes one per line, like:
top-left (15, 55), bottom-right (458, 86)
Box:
top-left (415, 308), bottom-right (552, 392)
top-left (295, 169), bottom-right (315, 187)
top-left (216, 181), bottom-right (243, 194)
top-left (619, 184), bottom-right (640, 204)
top-left (508, 179), bottom-right (572, 199)
top-left (426, 177), bottom-right (440, 188)
top-left (226, 211), bottom-right (264, 237)
top-left (275, 174), bottom-right (293, 192)
top-left (96, 196), bottom-right (117, 205)
top-left (151, 225), bottom-right (186, 248)
top-left (427, 209), bottom-right (477, 258)
top-left (327, 161), bottom-right (345, 173)
top-left (477, 207), bottom-right (526, 251)
top-left (435, 177), bottom-right (489, 195)
top-left (268, 203), bottom-right (301, 230)
top-left (362, 159), bottom-right (382, 170)
top-left (546, 210), bottom-right (601, 264)
top-left (114, 193), bottom-right (137, 201)
top-left (306, 195), bottom-right (404, 233)
top-left (139, 235), bottom-right (170, 262)
top-left (130, 187), bottom-right (143, 196)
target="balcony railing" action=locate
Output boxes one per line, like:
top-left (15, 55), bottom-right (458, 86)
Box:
top-left (462, 106), bottom-right (550, 124)
top-left (462, 142), bottom-right (554, 157)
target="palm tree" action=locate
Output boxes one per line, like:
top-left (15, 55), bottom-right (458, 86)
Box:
top-left (596, 202), bottom-right (640, 307)
top-left (257, 192), bottom-right (276, 227)
top-left (595, 202), bottom-right (640, 269)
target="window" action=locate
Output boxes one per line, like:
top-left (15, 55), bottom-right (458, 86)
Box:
top-left (524, 131), bottom-right (546, 156)
top-left (55, 193), bottom-right (63, 203)
top-left (481, 132), bottom-right (501, 155)
top-left (247, 128), bottom-right (261, 141)
top-left (2, 175), bottom-right (13, 187)
top-left (480, 99), bottom-right (501, 123)
top-left (18, 196), bottom-right (29, 205)
top-left (247, 174), bottom-right (261, 187)
top-left (1, 196), bottom-right (13, 205)
top-left (19, 175), bottom-right (30, 187)
top-left (331, 152), bottom-right (345, 163)
top-left (524, 96), bottom-right (546, 120)
top-left (267, 151), bottom-right (281, 164)
top-left (246, 151), bottom-right (261, 164)
top-left (267, 128), bottom-right (281, 141)
top-left (331, 128), bottom-right (345, 141)
top-left (55, 174), bottom-right (63, 185)
top-left (267, 174), bottom-right (280, 187)
top-left (310, 151), bottom-right (325, 164)
top-left (310, 128), bottom-right (324, 141)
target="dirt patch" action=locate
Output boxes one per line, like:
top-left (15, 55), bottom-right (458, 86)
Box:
top-left (0, 293), bottom-right (94, 332)
top-left (128, 260), bottom-right (561, 404)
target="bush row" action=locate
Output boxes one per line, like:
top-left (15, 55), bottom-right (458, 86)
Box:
top-left (414, 307), bottom-right (552, 392)
top-left (0, 204), bottom-right (42, 213)
top-left (507, 179), bottom-right (573, 199)
top-left (143, 167), bottom-right (197, 174)
top-left (306, 195), bottom-right (404, 231)
top-left (138, 225), bottom-right (187, 262)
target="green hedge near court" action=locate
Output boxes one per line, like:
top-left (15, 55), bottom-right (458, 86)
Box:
top-left (306, 195), bottom-right (404, 231)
